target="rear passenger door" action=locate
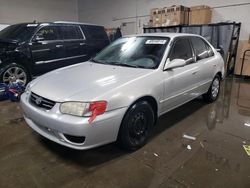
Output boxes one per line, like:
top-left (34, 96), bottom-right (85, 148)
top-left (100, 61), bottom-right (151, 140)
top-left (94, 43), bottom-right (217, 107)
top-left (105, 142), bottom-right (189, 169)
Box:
top-left (60, 25), bottom-right (88, 66)
top-left (190, 37), bottom-right (215, 93)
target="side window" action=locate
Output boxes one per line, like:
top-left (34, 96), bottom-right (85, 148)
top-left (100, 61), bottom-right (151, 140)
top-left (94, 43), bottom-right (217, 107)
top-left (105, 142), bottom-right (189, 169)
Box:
top-left (34, 26), bottom-right (59, 41)
top-left (190, 37), bottom-right (209, 60)
top-left (61, 26), bottom-right (83, 40)
top-left (169, 38), bottom-right (193, 63)
top-left (83, 25), bottom-right (108, 40)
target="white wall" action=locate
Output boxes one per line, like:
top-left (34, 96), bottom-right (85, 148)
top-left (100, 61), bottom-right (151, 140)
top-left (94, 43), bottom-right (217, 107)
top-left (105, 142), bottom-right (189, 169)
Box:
top-left (0, 0), bottom-right (78, 24)
top-left (78, 0), bottom-right (250, 39)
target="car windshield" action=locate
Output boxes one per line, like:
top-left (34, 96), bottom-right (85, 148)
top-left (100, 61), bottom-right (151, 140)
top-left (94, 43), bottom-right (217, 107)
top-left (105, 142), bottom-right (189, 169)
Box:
top-left (0, 24), bottom-right (38, 42)
top-left (92, 36), bottom-right (169, 69)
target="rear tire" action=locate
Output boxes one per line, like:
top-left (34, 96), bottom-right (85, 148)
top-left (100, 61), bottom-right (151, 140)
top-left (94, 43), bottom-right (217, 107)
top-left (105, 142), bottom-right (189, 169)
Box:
top-left (118, 101), bottom-right (154, 151)
top-left (203, 75), bottom-right (221, 103)
top-left (0, 63), bottom-right (31, 85)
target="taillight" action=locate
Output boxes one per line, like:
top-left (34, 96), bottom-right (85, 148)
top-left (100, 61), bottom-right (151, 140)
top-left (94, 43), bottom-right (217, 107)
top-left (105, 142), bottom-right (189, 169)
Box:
top-left (88, 101), bottom-right (107, 123)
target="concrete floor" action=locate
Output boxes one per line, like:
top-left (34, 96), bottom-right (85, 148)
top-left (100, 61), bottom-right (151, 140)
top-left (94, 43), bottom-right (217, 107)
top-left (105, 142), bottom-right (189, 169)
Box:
top-left (0, 78), bottom-right (250, 188)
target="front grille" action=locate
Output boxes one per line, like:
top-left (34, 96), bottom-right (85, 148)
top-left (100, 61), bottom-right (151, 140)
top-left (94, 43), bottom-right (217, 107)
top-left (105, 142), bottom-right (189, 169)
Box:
top-left (30, 92), bottom-right (56, 110)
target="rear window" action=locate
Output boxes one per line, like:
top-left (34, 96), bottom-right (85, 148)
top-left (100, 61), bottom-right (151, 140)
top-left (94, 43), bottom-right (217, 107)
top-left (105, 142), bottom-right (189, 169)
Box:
top-left (60, 25), bottom-right (83, 40)
top-left (82, 25), bottom-right (108, 40)
top-left (205, 42), bottom-right (215, 57)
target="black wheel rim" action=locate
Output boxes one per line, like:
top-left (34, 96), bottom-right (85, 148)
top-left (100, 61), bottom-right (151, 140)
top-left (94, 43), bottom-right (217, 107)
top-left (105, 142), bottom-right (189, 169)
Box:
top-left (128, 111), bottom-right (149, 146)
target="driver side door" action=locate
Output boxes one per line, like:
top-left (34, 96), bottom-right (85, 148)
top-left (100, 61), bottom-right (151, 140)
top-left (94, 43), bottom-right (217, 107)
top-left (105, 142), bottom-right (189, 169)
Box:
top-left (161, 37), bottom-right (199, 113)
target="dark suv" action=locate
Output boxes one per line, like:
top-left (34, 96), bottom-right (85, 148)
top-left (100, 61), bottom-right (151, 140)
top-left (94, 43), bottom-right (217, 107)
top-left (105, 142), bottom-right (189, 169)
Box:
top-left (0, 21), bottom-right (110, 84)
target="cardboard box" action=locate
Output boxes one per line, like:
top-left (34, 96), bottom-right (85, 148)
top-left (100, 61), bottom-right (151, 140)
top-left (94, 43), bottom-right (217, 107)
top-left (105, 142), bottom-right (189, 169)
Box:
top-left (189, 5), bottom-right (212, 25)
top-left (161, 5), bottom-right (189, 26)
top-left (150, 8), bottom-right (162, 27)
top-left (234, 40), bottom-right (250, 76)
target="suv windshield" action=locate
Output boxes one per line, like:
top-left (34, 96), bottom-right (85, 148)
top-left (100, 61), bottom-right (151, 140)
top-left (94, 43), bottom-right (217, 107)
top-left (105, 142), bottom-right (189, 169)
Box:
top-left (92, 36), bottom-right (169, 69)
top-left (0, 24), bottom-right (38, 42)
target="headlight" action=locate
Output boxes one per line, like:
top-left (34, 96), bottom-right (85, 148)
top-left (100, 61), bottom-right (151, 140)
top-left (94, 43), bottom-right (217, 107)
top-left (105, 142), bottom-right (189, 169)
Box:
top-left (25, 83), bottom-right (31, 94)
top-left (60, 102), bottom-right (89, 117)
top-left (60, 101), bottom-right (107, 123)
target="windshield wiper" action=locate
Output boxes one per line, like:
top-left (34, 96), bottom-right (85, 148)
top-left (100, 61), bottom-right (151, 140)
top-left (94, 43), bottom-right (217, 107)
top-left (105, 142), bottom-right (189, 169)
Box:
top-left (108, 61), bottom-right (139, 68)
top-left (91, 59), bottom-right (146, 68)
top-left (90, 58), bottom-right (106, 64)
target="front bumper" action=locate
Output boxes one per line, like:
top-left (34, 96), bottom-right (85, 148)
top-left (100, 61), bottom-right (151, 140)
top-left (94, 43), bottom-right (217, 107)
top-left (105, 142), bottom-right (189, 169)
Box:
top-left (20, 92), bottom-right (127, 150)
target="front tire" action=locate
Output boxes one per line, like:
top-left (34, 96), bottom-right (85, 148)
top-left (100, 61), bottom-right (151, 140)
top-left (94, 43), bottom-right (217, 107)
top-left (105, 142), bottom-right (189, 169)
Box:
top-left (0, 63), bottom-right (30, 85)
top-left (118, 101), bottom-right (155, 151)
top-left (203, 75), bottom-right (221, 103)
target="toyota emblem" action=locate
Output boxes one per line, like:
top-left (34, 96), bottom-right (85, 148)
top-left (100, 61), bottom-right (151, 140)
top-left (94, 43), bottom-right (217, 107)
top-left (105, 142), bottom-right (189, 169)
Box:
top-left (35, 97), bottom-right (42, 105)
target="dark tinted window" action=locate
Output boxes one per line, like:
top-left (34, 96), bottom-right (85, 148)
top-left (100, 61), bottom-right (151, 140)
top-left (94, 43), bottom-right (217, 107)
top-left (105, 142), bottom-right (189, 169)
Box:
top-left (34, 26), bottom-right (59, 41)
top-left (0, 24), bottom-right (37, 41)
top-left (190, 37), bottom-right (209, 60)
top-left (169, 38), bottom-right (193, 62)
top-left (61, 26), bottom-right (83, 40)
top-left (83, 25), bottom-right (108, 40)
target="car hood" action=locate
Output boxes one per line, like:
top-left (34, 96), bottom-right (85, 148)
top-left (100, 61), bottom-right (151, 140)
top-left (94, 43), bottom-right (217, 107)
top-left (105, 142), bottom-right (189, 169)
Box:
top-left (30, 62), bottom-right (152, 102)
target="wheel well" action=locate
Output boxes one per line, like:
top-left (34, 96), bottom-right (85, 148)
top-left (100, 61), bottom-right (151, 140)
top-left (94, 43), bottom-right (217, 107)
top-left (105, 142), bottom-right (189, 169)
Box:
top-left (216, 72), bottom-right (222, 80)
top-left (0, 62), bottom-right (31, 84)
top-left (131, 96), bottom-right (158, 123)
top-left (1, 62), bottom-right (30, 75)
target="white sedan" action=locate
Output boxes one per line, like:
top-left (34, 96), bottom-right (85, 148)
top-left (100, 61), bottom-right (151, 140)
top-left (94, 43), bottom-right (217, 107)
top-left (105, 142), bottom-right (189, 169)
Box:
top-left (20, 33), bottom-right (224, 151)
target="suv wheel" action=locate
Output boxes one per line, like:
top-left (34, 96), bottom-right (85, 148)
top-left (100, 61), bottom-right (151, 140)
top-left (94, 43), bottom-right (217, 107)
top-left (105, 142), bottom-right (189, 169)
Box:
top-left (118, 101), bottom-right (154, 151)
top-left (0, 64), bottom-right (30, 85)
top-left (203, 75), bottom-right (221, 103)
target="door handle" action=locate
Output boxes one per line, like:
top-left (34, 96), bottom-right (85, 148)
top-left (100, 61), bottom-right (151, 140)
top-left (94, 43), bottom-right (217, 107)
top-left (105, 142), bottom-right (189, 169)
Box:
top-left (80, 43), bottom-right (85, 46)
top-left (56, 44), bottom-right (64, 48)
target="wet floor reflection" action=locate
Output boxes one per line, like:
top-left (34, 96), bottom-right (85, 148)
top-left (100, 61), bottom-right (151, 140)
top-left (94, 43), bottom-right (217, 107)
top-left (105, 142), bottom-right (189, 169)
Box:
top-left (206, 78), bottom-right (250, 131)
top-left (206, 78), bottom-right (233, 130)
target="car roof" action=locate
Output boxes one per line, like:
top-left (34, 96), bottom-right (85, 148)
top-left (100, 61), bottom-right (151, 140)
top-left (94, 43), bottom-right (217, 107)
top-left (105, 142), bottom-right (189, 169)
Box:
top-left (10, 21), bottom-right (103, 27)
top-left (125, 33), bottom-right (201, 39)
top-left (53, 21), bottom-right (102, 27)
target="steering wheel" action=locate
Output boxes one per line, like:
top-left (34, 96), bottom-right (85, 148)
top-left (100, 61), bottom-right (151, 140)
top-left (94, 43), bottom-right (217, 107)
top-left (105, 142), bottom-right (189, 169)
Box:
top-left (141, 55), bottom-right (160, 63)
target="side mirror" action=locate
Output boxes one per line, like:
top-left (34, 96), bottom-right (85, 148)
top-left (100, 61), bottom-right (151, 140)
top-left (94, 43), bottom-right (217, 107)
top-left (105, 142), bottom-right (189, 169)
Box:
top-left (33, 35), bottom-right (44, 42)
top-left (215, 48), bottom-right (221, 53)
top-left (164, 58), bottom-right (186, 70)
top-left (215, 48), bottom-right (224, 56)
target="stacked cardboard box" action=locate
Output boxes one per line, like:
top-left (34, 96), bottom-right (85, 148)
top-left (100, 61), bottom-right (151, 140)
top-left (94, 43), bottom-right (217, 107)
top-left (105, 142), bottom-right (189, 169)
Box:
top-left (234, 40), bottom-right (250, 76)
top-left (189, 5), bottom-right (212, 25)
top-left (149, 5), bottom-right (212, 27)
top-left (150, 5), bottom-right (189, 27)
top-left (161, 5), bottom-right (189, 26)
top-left (149, 8), bottom-right (162, 27)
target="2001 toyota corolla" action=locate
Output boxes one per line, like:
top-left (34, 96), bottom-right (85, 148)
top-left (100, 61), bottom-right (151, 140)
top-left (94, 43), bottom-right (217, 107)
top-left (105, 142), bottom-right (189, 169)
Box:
top-left (20, 33), bottom-right (224, 151)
